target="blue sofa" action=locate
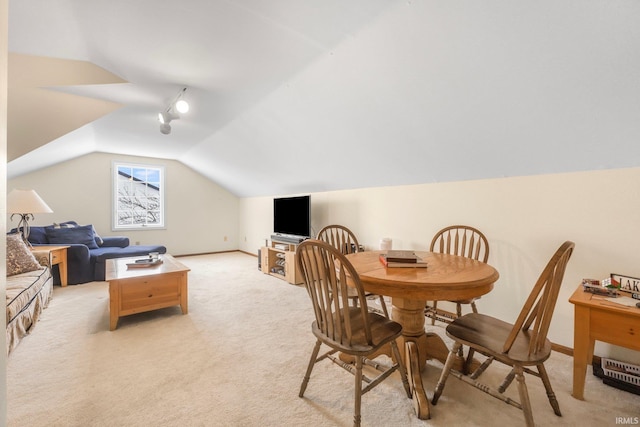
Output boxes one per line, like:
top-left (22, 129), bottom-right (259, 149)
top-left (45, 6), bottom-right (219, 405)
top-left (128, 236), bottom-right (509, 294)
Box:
top-left (16, 221), bottom-right (167, 285)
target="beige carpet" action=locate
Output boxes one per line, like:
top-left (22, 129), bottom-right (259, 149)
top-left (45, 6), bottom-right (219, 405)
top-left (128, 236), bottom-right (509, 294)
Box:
top-left (6, 252), bottom-right (639, 426)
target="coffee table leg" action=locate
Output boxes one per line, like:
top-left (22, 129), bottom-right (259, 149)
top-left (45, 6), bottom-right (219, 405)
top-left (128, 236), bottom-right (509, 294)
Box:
top-left (110, 314), bottom-right (118, 331)
top-left (179, 274), bottom-right (189, 314)
top-left (109, 281), bottom-right (119, 331)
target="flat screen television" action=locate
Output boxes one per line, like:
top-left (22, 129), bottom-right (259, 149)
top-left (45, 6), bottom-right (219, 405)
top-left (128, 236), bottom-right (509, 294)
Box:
top-left (273, 195), bottom-right (311, 238)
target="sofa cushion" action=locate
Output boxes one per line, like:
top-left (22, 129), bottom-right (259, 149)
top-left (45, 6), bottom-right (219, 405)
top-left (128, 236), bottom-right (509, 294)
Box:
top-left (53, 221), bottom-right (77, 228)
top-left (92, 226), bottom-right (104, 246)
top-left (52, 221), bottom-right (104, 246)
top-left (6, 233), bottom-right (43, 276)
top-left (45, 224), bottom-right (100, 249)
top-left (26, 226), bottom-right (48, 245)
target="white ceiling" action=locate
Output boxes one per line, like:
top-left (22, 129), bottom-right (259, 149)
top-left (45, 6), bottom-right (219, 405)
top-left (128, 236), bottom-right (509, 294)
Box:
top-left (7, 1), bottom-right (640, 197)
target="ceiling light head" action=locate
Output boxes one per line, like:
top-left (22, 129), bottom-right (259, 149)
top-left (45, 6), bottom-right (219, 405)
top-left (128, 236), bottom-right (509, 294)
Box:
top-left (175, 99), bottom-right (189, 114)
top-left (160, 123), bottom-right (172, 135)
top-left (157, 87), bottom-right (189, 134)
top-left (158, 111), bottom-right (178, 124)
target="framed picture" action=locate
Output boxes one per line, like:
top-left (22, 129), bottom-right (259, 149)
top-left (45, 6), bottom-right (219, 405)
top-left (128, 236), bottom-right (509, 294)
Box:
top-left (610, 273), bottom-right (640, 292)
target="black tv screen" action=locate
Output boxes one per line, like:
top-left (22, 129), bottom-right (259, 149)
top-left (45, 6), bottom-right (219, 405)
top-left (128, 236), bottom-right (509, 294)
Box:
top-left (273, 195), bottom-right (311, 238)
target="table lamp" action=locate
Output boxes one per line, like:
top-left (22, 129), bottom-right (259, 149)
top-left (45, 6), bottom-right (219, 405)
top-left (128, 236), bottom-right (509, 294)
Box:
top-left (7, 189), bottom-right (53, 245)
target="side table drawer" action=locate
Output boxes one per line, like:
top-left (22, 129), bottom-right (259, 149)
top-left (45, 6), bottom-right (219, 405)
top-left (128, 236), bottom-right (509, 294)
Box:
top-left (50, 252), bottom-right (61, 264)
top-left (590, 308), bottom-right (640, 351)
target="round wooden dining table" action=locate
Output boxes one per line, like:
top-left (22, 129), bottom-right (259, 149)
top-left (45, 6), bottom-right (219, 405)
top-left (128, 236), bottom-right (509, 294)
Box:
top-left (346, 250), bottom-right (499, 420)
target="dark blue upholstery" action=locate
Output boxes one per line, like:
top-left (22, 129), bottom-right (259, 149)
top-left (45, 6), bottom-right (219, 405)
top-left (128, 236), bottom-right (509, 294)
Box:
top-left (46, 225), bottom-right (100, 249)
top-left (13, 222), bottom-right (167, 285)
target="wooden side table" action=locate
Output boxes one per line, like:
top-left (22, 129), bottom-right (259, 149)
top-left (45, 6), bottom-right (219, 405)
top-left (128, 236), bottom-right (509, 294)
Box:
top-left (569, 285), bottom-right (640, 400)
top-left (32, 245), bottom-right (70, 286)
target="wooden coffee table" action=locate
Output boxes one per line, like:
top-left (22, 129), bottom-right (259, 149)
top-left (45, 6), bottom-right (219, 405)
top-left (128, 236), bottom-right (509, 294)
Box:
top-left (106, 254), bottom-right (190, 330)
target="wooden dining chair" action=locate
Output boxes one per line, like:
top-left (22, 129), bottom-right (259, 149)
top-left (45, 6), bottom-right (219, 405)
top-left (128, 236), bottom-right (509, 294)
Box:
top-left (431, 241), bottom-right (575, 427)
top-left (297, 239), bottom-right (411, 427)
top-left (317, 225), bottom-right (389, 317)
top-left (425, 225), bottom-right (490, 325)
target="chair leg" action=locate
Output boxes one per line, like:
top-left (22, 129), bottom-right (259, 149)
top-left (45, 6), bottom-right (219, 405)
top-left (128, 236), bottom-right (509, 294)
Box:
top-left (514, 365), bottom-right (535, 427)
top-left (463, 348), bottom-right (476, 375)
top-left (471, 300), bottom-right (478, 313)
top-left (537, 363), bottom-right (562, 416)
top-left (390, 339), bottom-right (412, 398)
top-left (379, 295), bottom-right (389, 318)
top-left (498, 368), bottom-right (516, 393)
top-left (299, 340), bottom-right (322, 397)
top-left (430, 301), bottom-right (438, 325)
top-left (454, 304), bottom-right (464, 358)
top-left (354, 356), bottom-right (363, 427)
top-left (432, 342), bottom-right (462, 405)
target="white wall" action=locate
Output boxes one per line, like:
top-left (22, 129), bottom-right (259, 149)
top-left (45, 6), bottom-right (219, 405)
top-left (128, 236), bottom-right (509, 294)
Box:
top-left (239, 167), bottom-right (640, 364)
top-left (7, 153), bottom-right (240, 255)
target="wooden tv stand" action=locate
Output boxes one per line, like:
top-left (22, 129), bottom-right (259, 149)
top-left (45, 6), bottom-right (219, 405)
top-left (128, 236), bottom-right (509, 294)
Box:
top-left (260, 240), bottom-right (303, 285)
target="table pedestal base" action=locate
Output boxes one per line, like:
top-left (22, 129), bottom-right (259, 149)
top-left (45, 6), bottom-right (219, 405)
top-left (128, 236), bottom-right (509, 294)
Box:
top-left (340, 297), bottom-right (471, 420)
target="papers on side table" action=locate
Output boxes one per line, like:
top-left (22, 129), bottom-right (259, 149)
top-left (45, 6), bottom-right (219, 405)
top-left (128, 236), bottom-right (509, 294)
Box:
top-left (603, 296), bottom-right (640, 307)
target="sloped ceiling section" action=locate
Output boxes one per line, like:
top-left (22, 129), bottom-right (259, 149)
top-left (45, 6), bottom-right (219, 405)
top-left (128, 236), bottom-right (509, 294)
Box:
top-left (7, 1), bottom-right (640, 197)
top-left (8, 53), bottom-right (126, 161)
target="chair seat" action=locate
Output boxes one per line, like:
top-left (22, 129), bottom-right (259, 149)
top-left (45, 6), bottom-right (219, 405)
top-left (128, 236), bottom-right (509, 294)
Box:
top-left (446, 313), bottom-right (552, 365)
top-left (312, 308), bottom-right (403, 355)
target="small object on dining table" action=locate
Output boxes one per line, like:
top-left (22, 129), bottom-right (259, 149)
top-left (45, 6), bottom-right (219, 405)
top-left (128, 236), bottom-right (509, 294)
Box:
top-left (379, 253), bottom-right (428, 268)
top-left (384, 250), bottom-right (420, 263)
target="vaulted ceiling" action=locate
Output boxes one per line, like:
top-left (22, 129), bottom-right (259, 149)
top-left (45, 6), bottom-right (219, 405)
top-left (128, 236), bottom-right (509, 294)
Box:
top-left (8, 1), bottom-right (640, 197)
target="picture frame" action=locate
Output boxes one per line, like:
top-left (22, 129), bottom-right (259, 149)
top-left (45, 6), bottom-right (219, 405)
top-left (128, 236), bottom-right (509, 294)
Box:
top-left (610, 273), bottom-right (640, 292)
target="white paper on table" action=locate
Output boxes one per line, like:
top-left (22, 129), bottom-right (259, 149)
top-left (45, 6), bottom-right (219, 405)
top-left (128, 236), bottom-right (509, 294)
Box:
top-left (604, 296), bottom-right (639, 307)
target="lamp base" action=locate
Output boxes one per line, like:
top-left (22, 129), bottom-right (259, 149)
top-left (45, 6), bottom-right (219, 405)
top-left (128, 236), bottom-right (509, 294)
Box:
top-left (11, 213), bottom-right (34, 247)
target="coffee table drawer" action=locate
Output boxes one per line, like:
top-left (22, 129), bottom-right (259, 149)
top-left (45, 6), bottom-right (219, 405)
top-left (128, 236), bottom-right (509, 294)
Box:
top-left (118, 274), bottom-right (182, 314)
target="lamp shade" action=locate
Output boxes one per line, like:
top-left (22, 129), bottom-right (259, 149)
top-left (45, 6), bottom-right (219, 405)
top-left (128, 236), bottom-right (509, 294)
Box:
top-left (7, 189), bottom-right (53, 214)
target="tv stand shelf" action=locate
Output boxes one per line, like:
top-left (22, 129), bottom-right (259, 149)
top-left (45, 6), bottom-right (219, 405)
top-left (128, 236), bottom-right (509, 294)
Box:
top-left (260, 240), bottom-right (303, 285)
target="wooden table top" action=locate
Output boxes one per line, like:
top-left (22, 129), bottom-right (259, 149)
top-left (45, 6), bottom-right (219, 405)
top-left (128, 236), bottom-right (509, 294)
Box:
top-left (31, 245), bottom-right (70, 251)
top-left (346, 250), bottom-right (499, 301)
top-left (105, 254), bottom-right (190, 281)
top-left (569, 285), bottom-right (640, 317)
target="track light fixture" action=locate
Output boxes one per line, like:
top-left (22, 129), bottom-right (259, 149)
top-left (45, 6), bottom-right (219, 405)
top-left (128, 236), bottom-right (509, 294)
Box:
top-left (158, 87), bottom-right (189, 135)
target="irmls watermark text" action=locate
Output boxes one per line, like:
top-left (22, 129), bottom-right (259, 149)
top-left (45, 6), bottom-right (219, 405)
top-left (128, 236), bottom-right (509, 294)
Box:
top-left (616, 417), bottom-right (640, 425)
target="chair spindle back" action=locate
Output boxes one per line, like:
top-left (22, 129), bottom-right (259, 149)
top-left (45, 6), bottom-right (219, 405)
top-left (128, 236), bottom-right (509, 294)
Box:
top-left (297, 239), bottom-right (372, 348)
top-left (317, 225), bottom-right (360, 255)
top-left (430, 225), bottom-right (489, 263)
top-left (503, 241), bottom-right (575, 355)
